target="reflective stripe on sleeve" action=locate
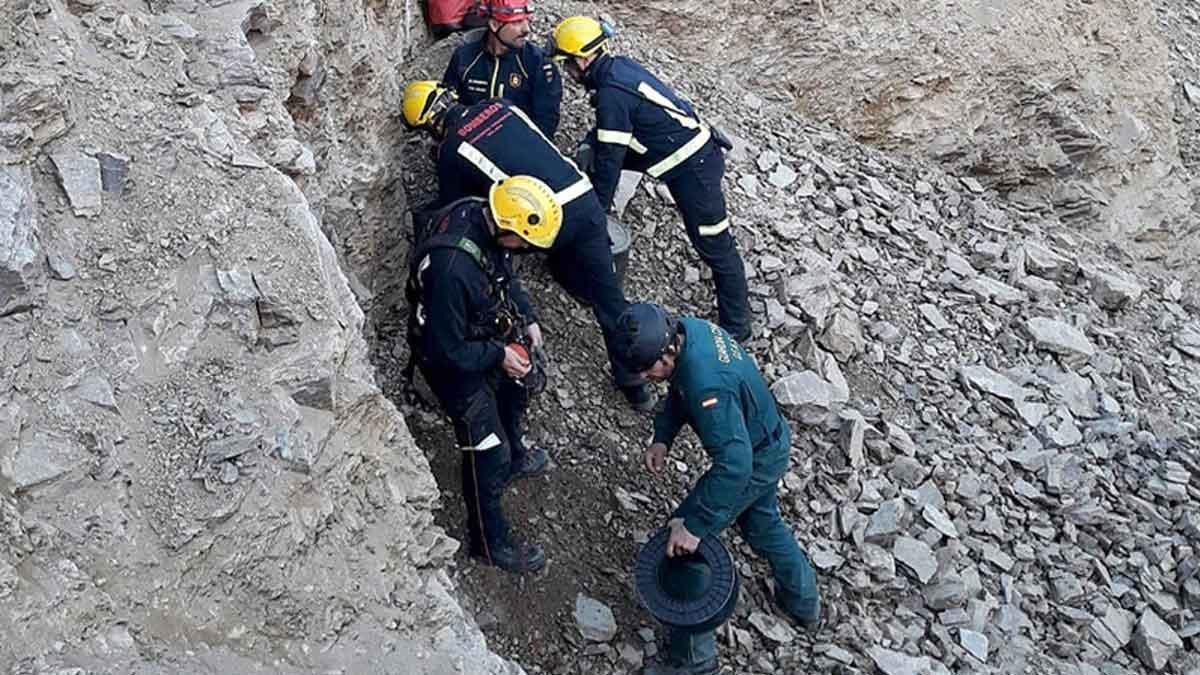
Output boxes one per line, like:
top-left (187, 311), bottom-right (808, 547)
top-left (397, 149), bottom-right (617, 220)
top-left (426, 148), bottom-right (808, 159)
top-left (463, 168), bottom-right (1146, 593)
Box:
top-left (597, 129), bottom-right (634, 145)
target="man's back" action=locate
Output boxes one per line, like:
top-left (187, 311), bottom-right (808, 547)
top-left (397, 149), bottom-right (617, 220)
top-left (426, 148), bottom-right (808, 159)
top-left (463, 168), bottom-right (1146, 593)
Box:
top-left (437, 100), bottom-right (595, 224)
top-left (671, 317), bottom-right (789, 477)
top-left (584, 55), bottom-right (711, 208)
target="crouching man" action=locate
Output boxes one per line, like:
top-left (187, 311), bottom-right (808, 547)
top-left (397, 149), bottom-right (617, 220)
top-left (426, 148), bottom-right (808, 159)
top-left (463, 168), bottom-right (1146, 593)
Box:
top-left (409, 175), bottom-right (563, 573)
top-left (615, 303), bottom-right (822, 674)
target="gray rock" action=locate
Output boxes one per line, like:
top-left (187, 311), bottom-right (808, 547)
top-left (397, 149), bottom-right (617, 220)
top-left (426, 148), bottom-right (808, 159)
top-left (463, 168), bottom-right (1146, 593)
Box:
top-left (860, 542), bottom-right (896, 580)
top-left (922, 504), bottom-right (959, 538)
top-left (888, 456), bottom-right (927, 489)
top-left (784, 273), bottom-right (836, 326)
top-left (1092, 605), bottom-right (1136, 654)
top-left (1, 429), bottom-right (86, 491)
top-left (46, 252), bottom-right (76, 280)
top-left (918, 303), bottom-right (952, 331)
top-left (574, 594), bottom-right (617, 643)
top-left (959, 628), bottom-right (989, 662)
top-left (96, 152), bottom-right (130, 195)
top-left (74, 374), bottom-right (118, 411)
top-left (617, 642), bottom-right (643, 669)
top-left (1131, 609), bottom-right (1182, 670)
top-left (50, 151), bottom-right (103, 217)
top-left (1051, 575), bottom-right (1085, 605)
top-left (737, 174), bottom-right (760, 197)
top-left (1174, 327), bottom-right (1200, 359)
top-left (1025, 317), bottom-right (1095, 361)
top-left (216, 269), bottom-right (259, 305)
top-left (1022, 242), bottom-right (1077, 283)
top-left (1084, 266), bottom-right (1143, 310)
top-left (1015, 400), bottom-right (1050, 427)
top-left (925, 577), bottom-right (969, 610)
top-left (270, 139), bottom-right (316, 176)
top-left (819, 307), bottom-right (864, 361)
top-left (957, 275), bottom-right (1027, 306)
top-left (833, 186), bottom-right (855, 209)
top-left (959, 365), bottom-right (1022, 400)
top-left (868, 647), bottom-right (945, 675)
top-left (838, 409), bottom-right (866, 468)
top-left (981, 542), bottom-right (1015, 572)
top-left (771, 371), bottom-right (834, 424)
top-left (768, 163), bottom-right (797, 189)
top-left (894, 536), bottom-right (938, 584)
top-left (748, 610), bottom-right (796, 644)
top-left (865, 499), bottom-right (907, 542)
top-left (1, 165), bottom-right (40, 315)
top-left (756, 150), bottom-right (780, 172)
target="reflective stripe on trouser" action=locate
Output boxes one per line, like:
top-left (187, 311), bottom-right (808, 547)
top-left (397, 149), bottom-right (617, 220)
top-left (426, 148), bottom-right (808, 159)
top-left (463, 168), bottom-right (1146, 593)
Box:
top-left (423, 371), bottom-right (531, 553)
top-left (664, 143), bottom-right (750, 341)
top-left (548, 208), bottom-right (637, 387)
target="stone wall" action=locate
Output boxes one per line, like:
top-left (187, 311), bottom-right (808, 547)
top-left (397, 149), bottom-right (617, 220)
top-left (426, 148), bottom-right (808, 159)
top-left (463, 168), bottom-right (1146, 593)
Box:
top-left (0, 1), bottom-right (519, 672)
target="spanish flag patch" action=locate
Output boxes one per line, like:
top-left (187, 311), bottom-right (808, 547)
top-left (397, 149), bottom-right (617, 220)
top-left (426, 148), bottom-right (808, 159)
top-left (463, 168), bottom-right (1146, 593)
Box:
top-left (701, 397), bottom-right (718, 408)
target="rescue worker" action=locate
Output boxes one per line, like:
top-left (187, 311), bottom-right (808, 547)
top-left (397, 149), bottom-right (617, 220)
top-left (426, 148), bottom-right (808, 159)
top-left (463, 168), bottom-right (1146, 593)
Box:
top-left (412, 175), bottom-right (563, 573)
top-left (442, 0), bottom-right (562, 138)
top-left (402, 80), bottom-right (656, 410)
top-left (615, 303), bottom-right (821, 674)
top-left (551, 17), bottom-right (752, 343)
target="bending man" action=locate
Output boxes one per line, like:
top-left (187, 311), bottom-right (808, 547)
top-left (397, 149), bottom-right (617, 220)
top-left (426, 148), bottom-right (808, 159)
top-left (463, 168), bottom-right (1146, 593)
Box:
top-left (615, 303), bottom-right (821, 674)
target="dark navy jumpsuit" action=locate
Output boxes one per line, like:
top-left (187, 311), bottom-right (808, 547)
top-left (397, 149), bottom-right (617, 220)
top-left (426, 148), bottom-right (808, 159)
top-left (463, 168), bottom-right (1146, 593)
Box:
top-left (415, 200), bottom-right (535, 555)
top-left (435, 99), bottom-right (639, 389)
top-left (442, 35), bottom-right (563, 138)
top-left (653, 317), bottom-right (819, 665)
top-left (582, 54), bottom-right (751, 341)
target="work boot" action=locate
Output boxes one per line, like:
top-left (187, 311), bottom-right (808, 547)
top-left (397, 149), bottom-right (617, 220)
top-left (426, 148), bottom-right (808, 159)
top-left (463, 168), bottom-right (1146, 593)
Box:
top-left (641, 657), bottom-right (719, 675)
top-left (470, 539), bottom-right (546, 573)
top-left (506, 446), bottom-right (549, 486)
top-left (621, 384), bottom-right (657, 412)
top-left (788, 596), bottom-right (831, 634)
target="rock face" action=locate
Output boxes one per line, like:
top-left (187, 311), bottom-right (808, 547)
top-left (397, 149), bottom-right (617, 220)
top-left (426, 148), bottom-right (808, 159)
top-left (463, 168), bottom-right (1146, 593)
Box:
top-left (0, 2), bottom-right (517, 674)
top-left (614, 0), bottom-right (1190, 264)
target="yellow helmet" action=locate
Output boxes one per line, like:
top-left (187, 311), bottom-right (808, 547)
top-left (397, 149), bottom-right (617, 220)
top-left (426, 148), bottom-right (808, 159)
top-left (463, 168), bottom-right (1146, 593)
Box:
top-left (402, 80), bottom-right (456, 129)
top-left (551, 16), bottom-right (610, 61)
top-left (488, 176), bottom-right (562, 249)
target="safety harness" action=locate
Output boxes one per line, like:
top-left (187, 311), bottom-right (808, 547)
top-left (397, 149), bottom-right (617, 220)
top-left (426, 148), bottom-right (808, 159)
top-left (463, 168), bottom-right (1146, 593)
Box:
top-left (403, 198), bottom-right (545, 395)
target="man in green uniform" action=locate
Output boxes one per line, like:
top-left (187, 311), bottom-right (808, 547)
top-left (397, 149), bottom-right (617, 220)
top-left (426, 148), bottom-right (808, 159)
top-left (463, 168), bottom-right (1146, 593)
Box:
top-left (615, 303), bottom-right (821, 675)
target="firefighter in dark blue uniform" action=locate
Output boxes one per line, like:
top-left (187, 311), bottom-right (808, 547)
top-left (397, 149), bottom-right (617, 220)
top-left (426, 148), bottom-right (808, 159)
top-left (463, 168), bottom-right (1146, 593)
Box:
top-left (402, 80), bottom-right (656, 410)
top-left (615, 303), bottom-right (822, 675)
top-left (442, 0), bottom-right (563, 138)
top-left (411, 175), bottom-right (564, 573)
top-left (552, 17), bottom-right (752, 343)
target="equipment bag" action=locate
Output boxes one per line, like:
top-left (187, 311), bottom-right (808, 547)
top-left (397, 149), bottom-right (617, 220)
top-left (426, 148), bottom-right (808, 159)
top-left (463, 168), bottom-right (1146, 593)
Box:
top-left (426, 0), bottom-right (487, 39)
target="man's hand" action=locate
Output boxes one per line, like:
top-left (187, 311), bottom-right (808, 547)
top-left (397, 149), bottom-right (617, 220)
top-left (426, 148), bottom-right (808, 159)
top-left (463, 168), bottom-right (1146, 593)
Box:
top-left (666, 518), bottom-right (700, 558)
top-left (501, 344), bottom-right (532, 379)
top-left (526, 322), bottom-right (544, 351)
top-left (644, 442), bottom-right (668, 473)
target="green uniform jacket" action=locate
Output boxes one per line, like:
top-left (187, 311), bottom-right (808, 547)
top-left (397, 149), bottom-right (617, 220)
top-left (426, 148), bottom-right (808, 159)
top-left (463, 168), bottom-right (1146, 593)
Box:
top-left (653, 317), bottom-right (792, 538)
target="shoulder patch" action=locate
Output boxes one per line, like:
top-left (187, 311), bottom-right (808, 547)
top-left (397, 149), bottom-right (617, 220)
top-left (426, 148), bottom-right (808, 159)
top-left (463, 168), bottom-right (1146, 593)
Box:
top-left (701, 397), bottom-right (718, 408)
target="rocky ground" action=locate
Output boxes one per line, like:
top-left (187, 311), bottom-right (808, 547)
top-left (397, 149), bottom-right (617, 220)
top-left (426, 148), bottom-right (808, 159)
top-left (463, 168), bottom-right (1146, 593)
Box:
top-left (368, 2), bottom-right (1200, 674)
